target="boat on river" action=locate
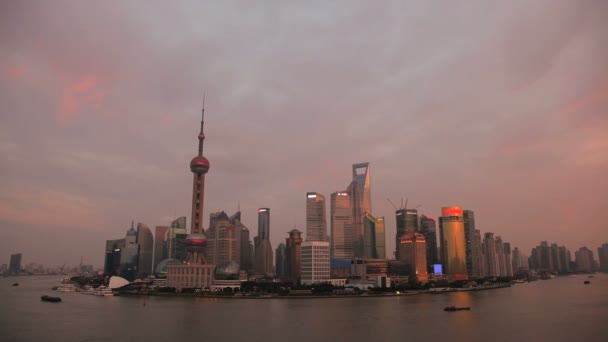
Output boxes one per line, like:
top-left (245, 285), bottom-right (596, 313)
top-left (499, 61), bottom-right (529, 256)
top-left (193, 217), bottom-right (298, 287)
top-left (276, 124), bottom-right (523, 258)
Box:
top-left (12, 283), bottom-right (19, 286)
top-left (444, 306), bottom-right (471, 312)
top-left (41, 295), bottom-right (62, 302)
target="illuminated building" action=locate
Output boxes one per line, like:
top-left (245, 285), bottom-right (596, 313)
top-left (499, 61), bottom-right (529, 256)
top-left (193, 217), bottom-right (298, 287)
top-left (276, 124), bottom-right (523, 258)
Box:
top-left (306, 192), bottom-right (328, 242)
top-left (8, 253), bottom-right (22, 276)
top-left (167, 104), bottom-right (214, 290)
top-left (153, 225), bottom-right (169, 271)
top-left (253, 208), bottom-right (274, 275)
top-left (136, 223), bottom-right (154, 277)
top-left (349, 162), bottom-right (371, 258)
top-left (395, 208), bottom-right (418, 259)
top-left (420, 215), bottom-right (438, 272)
top-left (206, 211), bottom-right (240, 266)
top-left (398, 232), bottom-right (428, 283)
top-left (463, 210), bottom-right (480, 278)
top-left (301, 241), bottom-right (330, 285)
top-left (330, 191), bottom-right (354, 259)
top-left (597, 243), bottom-right (608, 272)
top-left (439, 206), bottom-right (467, 280)
top-left (285, 229), bottom-right (303, 283)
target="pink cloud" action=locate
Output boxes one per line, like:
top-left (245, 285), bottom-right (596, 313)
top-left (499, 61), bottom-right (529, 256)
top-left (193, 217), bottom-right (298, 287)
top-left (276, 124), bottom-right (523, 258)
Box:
top-left (59, 75), bottom-right (106, 123)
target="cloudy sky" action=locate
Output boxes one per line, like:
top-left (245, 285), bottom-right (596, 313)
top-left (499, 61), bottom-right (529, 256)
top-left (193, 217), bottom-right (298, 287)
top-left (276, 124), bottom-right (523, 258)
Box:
top-left (1, 1), bottom-right (607, 268)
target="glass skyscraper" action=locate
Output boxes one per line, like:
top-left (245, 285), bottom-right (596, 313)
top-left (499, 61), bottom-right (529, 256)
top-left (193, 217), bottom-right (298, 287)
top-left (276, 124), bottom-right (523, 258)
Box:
top-left (330, 191), bottom-right (354, 259)
top-left (306, 192), bottom-right (328, 242)
top-left (439, 206), bottom-right (467, 280)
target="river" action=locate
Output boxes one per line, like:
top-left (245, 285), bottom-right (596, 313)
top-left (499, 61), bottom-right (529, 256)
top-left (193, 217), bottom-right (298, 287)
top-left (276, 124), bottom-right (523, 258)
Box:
top-left (1, 274), bottom-right (607, 342)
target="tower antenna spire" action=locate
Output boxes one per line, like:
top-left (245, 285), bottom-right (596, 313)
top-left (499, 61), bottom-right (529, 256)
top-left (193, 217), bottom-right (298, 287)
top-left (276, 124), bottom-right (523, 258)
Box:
top-left (198, 93), bottom-right (206, 155)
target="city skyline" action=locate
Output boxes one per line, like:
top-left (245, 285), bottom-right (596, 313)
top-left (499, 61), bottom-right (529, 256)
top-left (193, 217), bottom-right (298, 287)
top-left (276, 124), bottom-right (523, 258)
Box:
top-left (2, 1), bottom-right (607, 266)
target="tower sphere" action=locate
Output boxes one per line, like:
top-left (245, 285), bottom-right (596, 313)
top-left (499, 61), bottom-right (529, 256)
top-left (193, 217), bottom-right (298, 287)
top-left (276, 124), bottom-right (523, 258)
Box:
top-left (190, 156), bottom-right (210, 174)
top-left (184, 233), bottom-right (207, 253)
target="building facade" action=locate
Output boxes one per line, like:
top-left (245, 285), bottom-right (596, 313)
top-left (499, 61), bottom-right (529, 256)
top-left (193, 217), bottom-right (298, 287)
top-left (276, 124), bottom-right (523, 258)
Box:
top-left (420, 215), bottom-right (438, 273)
top-left (330, 191), bottom-right (354, 259)
top-left (206, 211), bottom-right (240, 266)
top-left (153, 225), bottom-right (169, 271)
top-left (463, 210), bottom-right (480, 278)
top-left (439, 206), bottom-right (467, 280)
top-left (398, 233), bottom-right (428, 283)
top-left (301, 241), bottom-right (330, 285)
top-left (137, 223), bottom-right (154, 277)
top-left (8, 253), bottom-right (22, 275)
top-left (598, 243), bottom-right (608, 272)
top-left (306, 192), bottom-right (328, 242)
top-left (284, 229), bottom-right (303, 284)
top-left (395, 208), bottom-right (418, 259)
top-left (253, 208), bottom-right (274, 275)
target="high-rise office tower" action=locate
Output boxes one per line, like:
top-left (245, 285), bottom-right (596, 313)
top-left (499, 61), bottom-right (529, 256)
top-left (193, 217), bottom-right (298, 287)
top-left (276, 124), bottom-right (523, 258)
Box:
top-left (306, 192), bottom-right (328, 242)
top-left (395, 208), bottom-right (418, 259)
top-left (482, 232), bottom-right (498, 277)
top-left (301, 241), bottom-right (330, 285)
top-left (538, 241), bottom-right (553, 272)
top-left (463, 210), bottom-right (480, 278)
top-left (503, 242), bottom-right (513, 277)
top-left (166, 216), bottom-right (188, 261)
top-left (349, 162), bottom-right (371, 258)
top-left (230, 211), bottom-right (252, 271)
top-left (254, 208), bottom-right (273, 275)
top-left (284, 229), bottom-right (303, 283)
top-left (398, 232), bottom-right (428, 283)
top-left (420, 215), bottom-right (438, 273)
top-left (275, 243), bottom-right (286, 279)
top-left (206, 211), bottom-right (240, 266)
top-left (598, 243), bottom-right (608, 272)
top-left (439, 206), bottom-right (467, 280)
top-left (575, 247), bottom-right (595, 273)
top-left (8, 253), bottom-right (22, 275)
top-left (104, 239), bottom-right (124, 276)
top-left (363, 213), bottom-right (385, 259)
top-left (136, 223), bottom-right (154, 277)
top-left (330, 191), bottom-right (354, 260)
top-left (153, 225), bottom-right (169, 271)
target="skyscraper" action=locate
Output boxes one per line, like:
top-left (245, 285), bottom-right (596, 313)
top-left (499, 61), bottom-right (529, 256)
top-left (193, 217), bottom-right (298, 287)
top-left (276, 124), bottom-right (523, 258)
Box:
top-left (284, 229), bottom-right (303, 283)
top-left (330, 191), bottom-right (354, 260)
top-left (398, 232), bottom-right (428, 283)
top-left (503, 242), bottom-right (513, 277)
top-left (136, 223), bottom-right (154, 277)
top-left (575, 247), bottom-right (594, 273)
top-left (463, 210), bottom-right (480, 278)
top-left (395, 208), bottom-right (418, 259)
top-left (362, 213), bottom-right (385, 259)
top-left (8, 253), bottom-right (22, 275)
top-left (120, 221), bottom-right (139, 281)
top-left (104, 239), bottom-right (124, 276)
top-left (206, 211), bottom-right (240, 266)
top-left (306, 192), bottom-right (328, 242)
top-left (275, 243), bottom-right (286, 279)
top-left (420, 215), bottom-right (438, 273)
top-left (473, 229), bottom-right (484, 277)
top-left (482, 232), bottom-right (498, 277)
top-left (349, 162), bottom-right (371, 258)
top-left (439, 206), bottom-right (467, 280)
top-left (230, 211), bottom-right (253, 271)
top-left (254, 208), bottom-right (274, 275)
top-left (166, 216), bottom-right (188, 261)
top-left (153, 225), bottom-right (169, 271)
top-left (495, 236), bottom-right (506, 276)
top-left (598, 243), bottom-right (608, 272)
top-left (558, 246), bottom-right (571, 273)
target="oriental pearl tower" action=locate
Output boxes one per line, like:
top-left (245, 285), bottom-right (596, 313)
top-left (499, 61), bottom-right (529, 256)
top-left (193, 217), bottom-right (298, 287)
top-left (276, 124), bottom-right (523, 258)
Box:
top-left (184, 102), bottom-right (210, 264)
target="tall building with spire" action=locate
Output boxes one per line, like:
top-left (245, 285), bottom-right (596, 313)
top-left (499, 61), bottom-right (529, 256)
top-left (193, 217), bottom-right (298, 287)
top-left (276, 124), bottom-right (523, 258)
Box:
top-left (167, 103), bottom-right (214, 290)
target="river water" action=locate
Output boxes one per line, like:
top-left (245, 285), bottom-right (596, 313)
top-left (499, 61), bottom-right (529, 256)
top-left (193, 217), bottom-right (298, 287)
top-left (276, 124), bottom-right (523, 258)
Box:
top-left (1, 274), bottom-right (607, 342)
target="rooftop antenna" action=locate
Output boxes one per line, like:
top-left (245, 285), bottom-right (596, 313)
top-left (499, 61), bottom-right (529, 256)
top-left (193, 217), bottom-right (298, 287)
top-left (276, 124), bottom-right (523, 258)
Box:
top-left (387, 199), bottom-right (398, 210)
